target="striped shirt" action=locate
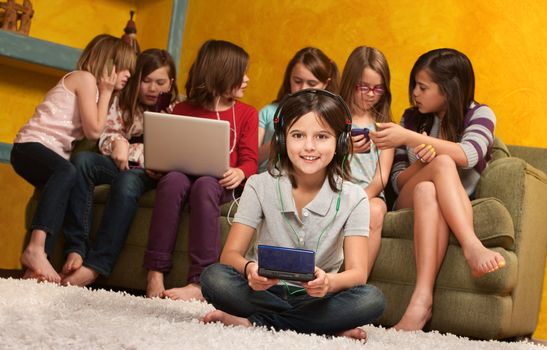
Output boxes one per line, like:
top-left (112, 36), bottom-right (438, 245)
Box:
top-left (391, 102), bottom-right (496, 196)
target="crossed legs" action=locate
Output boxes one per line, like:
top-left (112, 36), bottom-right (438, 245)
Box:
top-left (393, 155), bottom-right (505, 331)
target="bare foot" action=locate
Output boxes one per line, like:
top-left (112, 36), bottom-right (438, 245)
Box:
top-left (463, 243), bottom-right (506, 278)
top-left (146, 270), bottom-right (165, 298)
top-left (336, 328), bottom-right (367, 341)
top-left (202, 310), bottom-right (252, 327)
top-left (62, 252), bottom-right (83, 276)
top-left (20, 245), bottom-right (60, 283)
top-left (61, 266), bottom-right (99, 287)
top-left (22, 268), bottom-right (45, 281)
top-left (393, 296), bottom-right (432, 331)
top-left (162, 283), bottom-right (205, 301)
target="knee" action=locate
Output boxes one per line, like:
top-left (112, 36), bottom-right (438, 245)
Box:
top-left (190, 176), bottom-right (221, 200)
top-left (71, 152), bottom-right (99, 171)
top-left (201, 264), bottom-right (234, 295)
top-left (369, 200), bottom-right (387, 229)
top-left (111, 172), bottom-right (144, 198)
top-left (157, 172), bottom-right (190, 194)
top-left (353, 284), bottom-right (386, 320)
top-left (430, 154), bottom-right (456, 172)
top-left (413, 181), bottom-right (437, 202)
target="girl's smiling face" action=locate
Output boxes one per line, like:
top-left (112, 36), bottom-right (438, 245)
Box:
top-left (286, 111), bottom-right (336, 180)
top-left (139, 66), bottom-right (172, 106)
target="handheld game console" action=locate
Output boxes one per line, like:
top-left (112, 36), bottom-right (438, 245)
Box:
top-left (257, 245), bottom-right (315, 282)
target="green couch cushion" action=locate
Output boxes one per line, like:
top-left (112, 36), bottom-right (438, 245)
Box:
top-left (381, 197), bottom-right (515, 250)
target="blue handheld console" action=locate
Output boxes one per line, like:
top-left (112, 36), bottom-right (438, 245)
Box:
top-left (257, 245), bottom-right (315, 282)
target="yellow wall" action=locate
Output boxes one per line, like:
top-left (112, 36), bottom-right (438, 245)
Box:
top-left (2, 0), bottom-right (547, 338)
top-left (180, 0), bottom-right (547, 148)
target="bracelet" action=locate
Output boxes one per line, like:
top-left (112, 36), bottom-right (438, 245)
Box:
top-left (243, 260), bottom-right (255, 279)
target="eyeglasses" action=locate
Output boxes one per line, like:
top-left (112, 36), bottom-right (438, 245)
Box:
top-left (355, 83), bottom-right (385, 95)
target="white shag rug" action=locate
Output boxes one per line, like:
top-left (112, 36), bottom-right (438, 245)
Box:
top-left (0, 278), bottom-right (544, 350)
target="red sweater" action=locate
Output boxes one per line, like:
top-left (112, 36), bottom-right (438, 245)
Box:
top-left (172, 101), bottom-right (258, 179)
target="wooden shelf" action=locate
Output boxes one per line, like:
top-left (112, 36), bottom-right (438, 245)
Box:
top-left (0, 0), bottom-right (187, 74)
top-left (0, 30), bottom-right (81, 72)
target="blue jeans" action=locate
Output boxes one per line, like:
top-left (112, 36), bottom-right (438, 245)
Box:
top-left (63, 151), bottom-right (157, 276)
top-left (10, 142), bottom-right (77, 256)
top-left (201, 264), bottom-right (385, 335)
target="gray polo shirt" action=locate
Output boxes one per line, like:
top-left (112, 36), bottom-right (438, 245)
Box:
top-left (235, 171), bottom-right (370, 275)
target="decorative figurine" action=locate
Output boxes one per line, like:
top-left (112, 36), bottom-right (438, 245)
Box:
top-left (121, 10), bottom-right (140, 54)
top-left (0, 0), bottom-right (33, 35)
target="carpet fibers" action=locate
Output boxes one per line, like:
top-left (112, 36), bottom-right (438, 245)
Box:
top-left (0, 278), bottom-right (544, 349)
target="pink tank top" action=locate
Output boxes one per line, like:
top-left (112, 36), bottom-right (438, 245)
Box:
top-left (14, 71), bottom-right (99, 159)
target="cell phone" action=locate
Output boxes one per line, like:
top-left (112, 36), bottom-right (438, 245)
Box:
top-left (106, 58), bottom-right (114, 75)
top-left (153, 91), bottom-right (172, 112)
top-left (257, 245), bottom-right (315, 282)
top-left (351, 127), bottom-right (370, 141)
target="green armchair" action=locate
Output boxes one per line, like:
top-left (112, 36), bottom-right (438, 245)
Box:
top-left (369, 139), bottom-right (547, 339)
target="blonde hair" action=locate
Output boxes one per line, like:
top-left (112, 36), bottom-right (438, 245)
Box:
top-left (340, 46), bottom-right (392, 123)
top-left (77, 34), bottom-right (136, 80)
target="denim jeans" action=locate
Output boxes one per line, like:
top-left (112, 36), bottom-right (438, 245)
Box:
top-left (201, 263), bottom-right (385, 335)
top-left (10, 142), bottom-right (77, 256)
top-left (63, 151), bottom-right (157, 276)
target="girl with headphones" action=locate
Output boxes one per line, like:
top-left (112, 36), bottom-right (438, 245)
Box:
top-left (257, 47), bottom-right (339, 173)
top-left (200, 89), bottom-right (385, 341)
top-left (144, 40), bottom-right (258, 300)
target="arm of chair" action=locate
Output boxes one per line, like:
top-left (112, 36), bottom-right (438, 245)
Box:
top-left (475, 156), bottom-right (547, 333)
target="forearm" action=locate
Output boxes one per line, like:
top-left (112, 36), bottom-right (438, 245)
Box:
top-left (219, 248), bottom-right (248, 274)
top-left (408, 132), bottom-right (468, 166)
top-left (327, 268), bottom-right (368, 294)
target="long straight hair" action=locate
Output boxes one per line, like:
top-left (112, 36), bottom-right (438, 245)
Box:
top-left (275, 47), bottom-right (339, 102)
top-left (119, 49), bottom-right (178, 128)
top-left (339, 46), bottom-right (392, 123)
top-left (185, 40), bottom-right (249, 108)
top-left (408, 48), bottom-right (475, 141)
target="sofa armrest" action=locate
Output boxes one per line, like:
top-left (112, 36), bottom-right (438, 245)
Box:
top-left (475, 157), bottom-right (547, 243)
top-left (475, 156), bottom-right (547, 334)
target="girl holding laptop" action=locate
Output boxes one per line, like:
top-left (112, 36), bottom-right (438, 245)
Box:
top-left (144, 39), bottom-right (258, 300)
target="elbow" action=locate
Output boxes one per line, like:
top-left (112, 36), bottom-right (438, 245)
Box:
top-left (83, 126), bottom-right (104, 140)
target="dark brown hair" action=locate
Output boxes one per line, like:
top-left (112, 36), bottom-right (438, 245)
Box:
top-left (339, 46), bottom-right (392, 123)
top-left (119, 48), bottom-right (178, 128)
top-left (275, 47), bottom-right (339, 102)
top-left (409, 48), bottom-right (475, 141)
top-left (268, 91), bottom-right (352, 191)
top-left (185, 39), bottom-right (249, 107)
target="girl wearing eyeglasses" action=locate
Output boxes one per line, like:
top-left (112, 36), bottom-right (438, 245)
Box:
top-left (339, 46), bottom-right (394, 276)
top-left (257, 47), bottom-right (339, 173)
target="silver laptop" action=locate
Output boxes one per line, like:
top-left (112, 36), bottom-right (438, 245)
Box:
top-left (143, 111), bottom-right (230, 177)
